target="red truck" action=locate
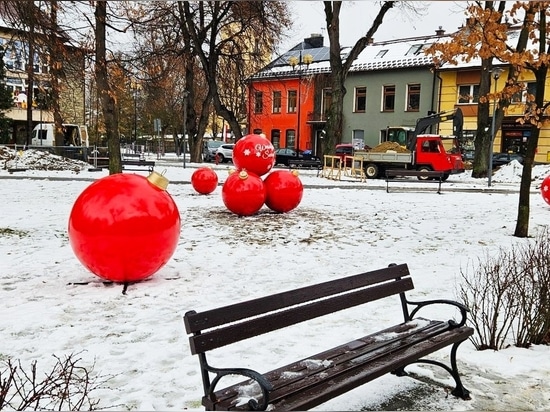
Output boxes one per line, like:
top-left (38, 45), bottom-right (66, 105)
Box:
top-left (335, 109), bottom-right (465, 179)
top-left (335, 135), bottom-right (465, 180)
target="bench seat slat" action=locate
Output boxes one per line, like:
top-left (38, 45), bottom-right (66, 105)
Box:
top-left (188, 278), bottom-right (414, 354)
top-left (184, 264), bottom-right (410, 334)
top-left (204, 322), bottom-right (473, 411)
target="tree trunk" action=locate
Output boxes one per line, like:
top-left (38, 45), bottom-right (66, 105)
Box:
top-left (514, 7), bottom-right (547, 238)
top-left (471, 58), bottom-right (492, 178)
top-left (95, 1), bottom-right (121, 174)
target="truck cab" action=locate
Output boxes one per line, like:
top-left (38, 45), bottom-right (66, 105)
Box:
top-left (415, 135), bottom-right (465, 177)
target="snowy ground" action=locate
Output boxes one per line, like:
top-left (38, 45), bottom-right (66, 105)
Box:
top-left (1, 147), bottom-right (550, 411)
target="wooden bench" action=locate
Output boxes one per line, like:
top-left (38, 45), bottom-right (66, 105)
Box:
top-left (288, 159), bottom-right (323, 177)
top-left (385, 169), bottom-right (445, 194)
top-left (122, 153), bottom-right (143, 160)
top-left (121, 159), bottom-right (155, 172)
top-left (184, 263), bottom-right (473, 411)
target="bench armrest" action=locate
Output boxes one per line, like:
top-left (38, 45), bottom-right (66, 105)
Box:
top-left (406, 298), bottom-right (469, 327)
top-left (206, 365), bottom-right (273, 410)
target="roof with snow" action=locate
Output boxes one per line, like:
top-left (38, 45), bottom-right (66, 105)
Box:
top-left (251, 30), bottom-right (453, 80)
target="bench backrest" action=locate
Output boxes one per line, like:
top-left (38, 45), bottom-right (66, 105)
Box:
top-left (184, 263), bottom-right (413, 355)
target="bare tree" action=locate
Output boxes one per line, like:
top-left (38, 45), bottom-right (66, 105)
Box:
top-left (322, 1), bottom-right (395, 155)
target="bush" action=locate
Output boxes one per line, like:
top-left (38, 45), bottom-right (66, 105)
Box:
top-left (0, 352), bottom-right (113, 411)
top-left (458, 226), bottom-right (550, 350)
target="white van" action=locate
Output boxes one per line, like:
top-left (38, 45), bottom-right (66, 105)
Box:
top-left (31, 123), bottom-right (89, 147)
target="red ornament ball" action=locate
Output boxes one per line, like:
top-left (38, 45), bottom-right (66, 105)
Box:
top-left (541, 175), bottom-right (550, 205)
top-left (232, 134), bottom-right (275, 177)
top-left (222, 169), bottom-right (266, 216)
top-left (264, 170), bottom-right (304, 213)
top-left (68, 173), bottom-right (181, 283)
top-left (191, 167), bottom-right (218, 194)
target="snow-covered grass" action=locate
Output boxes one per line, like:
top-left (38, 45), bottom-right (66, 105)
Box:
top-left (1, 147), bottom-right (549, 411)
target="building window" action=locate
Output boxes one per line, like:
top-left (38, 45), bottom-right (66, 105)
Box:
top-left (458, 84), bottom-right (480, 104)
top-left (375, 50), bottom-right (388, 58)
top-left (272, 91), bottom-right (281, 113)
top-left (405, 44), bottom-right (423, 56)
top-left (286, 129), bottom-right (296, 148)
top-left (287, 90), bottom-right (297, 113)
top-left (511, 82), bottom-right (537, 103)
top-left (271, 129), bottom-right (281, 149)
top-left (407, 84), bottom-right (421, 111)
top-left (354, 87), bottom-right (367, 112)
top-left (322, 88), bottom-right (332, 120)
top-left (383, 85), bottom-right (395, 112)
top-left (254, 91), bottom-right (263, 114)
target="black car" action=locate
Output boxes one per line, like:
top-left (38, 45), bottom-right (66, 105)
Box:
top-left (492, 153), bottom-right (524, 168)
top-left (274, 148), bottom-right (322, 168)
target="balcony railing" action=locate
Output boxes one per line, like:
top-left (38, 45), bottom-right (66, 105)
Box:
top-left (306, 111), bottom-right (328, 123)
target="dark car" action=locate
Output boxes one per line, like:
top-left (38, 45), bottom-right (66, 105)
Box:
top-left (275, 148), bottom-right (321, 168)
top-left (492, 153), bottom-right (524, 168)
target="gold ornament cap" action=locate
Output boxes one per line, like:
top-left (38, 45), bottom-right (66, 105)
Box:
top-left (147, 170), bottom-right (169, 190)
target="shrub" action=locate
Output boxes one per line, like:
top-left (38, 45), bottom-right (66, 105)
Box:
top-left (0, 352), bottom-right (113, 411)
top-left (458, 226), bottom-right (550, 350)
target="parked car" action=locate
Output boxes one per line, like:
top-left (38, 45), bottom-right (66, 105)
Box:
top-left (203, 140), bottom-right (223, 162)
top-left (215, 144), bottom-right (235, 163)
top-left (492, 152), bottom-right (524, 168)
top-left (274, 148), bottom-right (322, 168)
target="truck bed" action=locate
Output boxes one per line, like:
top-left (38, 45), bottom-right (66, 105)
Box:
top-left (355, 150), bottom-right (412, 163)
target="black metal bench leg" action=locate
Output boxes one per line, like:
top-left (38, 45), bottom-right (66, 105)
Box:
top-left (390, 340), bottom-right (470, 400)
top-left (448, 340), bottom-right (470, 400)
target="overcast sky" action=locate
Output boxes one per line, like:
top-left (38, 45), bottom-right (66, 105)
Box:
top-left (277, 1), bottom-right (468, 53)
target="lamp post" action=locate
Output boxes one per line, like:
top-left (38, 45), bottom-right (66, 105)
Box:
top-left (488, 68), bottom-right (504, 187)
top-left (289, 51), bottom-right (313, 152)
top-left (182, 89), bottom-right (189, 169)
top-left (131, 79), bottom-right (141, 148)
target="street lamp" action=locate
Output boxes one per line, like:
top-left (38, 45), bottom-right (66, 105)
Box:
top-left (488, 67), bottom-right (504, 187)
top-left (131, 79), bottom-right (141, 145)
top-left (182, 89), bottom-right (189, 169)
top-left (289, 51), bottom-right (313, 152)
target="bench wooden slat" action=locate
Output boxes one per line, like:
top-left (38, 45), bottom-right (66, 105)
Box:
top-left (189, 278), bottom-right (413, 354)
top-left (203, 322), bottom-right (473, 410)
top-left (184, 264), bottom-right (410, 334)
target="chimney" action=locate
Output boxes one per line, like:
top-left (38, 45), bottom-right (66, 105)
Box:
top-left (435, 26), bottom-right (445, 36)
top-left (304, 33), bottom-right (323, 48)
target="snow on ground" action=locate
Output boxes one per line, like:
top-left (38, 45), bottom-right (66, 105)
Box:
top-left (1, 147), bottom-right (550, 411)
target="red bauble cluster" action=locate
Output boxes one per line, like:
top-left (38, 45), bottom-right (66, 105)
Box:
top-left (220, 134), bottom-right (304, 216)
top-left (264, 170), bottom-right (303, 213)
top-left (232, 134), bottom-right (275, 176)
top-left (191, 167), bottom-right (218, 194)
top-left (541, 175), bottom-right (550, 205)
top-left (68, 173), bottom-right (181, 283)
top-left (222, 170), bottom-right (266, 216)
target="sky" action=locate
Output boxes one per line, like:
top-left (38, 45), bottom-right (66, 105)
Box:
top-left (278, 1), bottom-right (468, 52)
top-left (1, 147), bottom-right (550, 410)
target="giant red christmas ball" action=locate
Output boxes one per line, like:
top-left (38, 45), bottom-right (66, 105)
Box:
top-left (541, 175), bottom-right (550, 205)
top-left (264, 170), bottom-right (304, 213)
top-left (222, 169), bottom-right (266, 216)
top-left (191, 167), bottom-right (218, 194)
top-left (232, 134), bottom-right (275, 177)
top-left (68, 173), bottom-right (181, 283)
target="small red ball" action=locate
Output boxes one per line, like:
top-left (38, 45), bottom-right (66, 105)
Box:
top-left (232, 134), bottom-right (275, 177)
top-left (264, 170), bottom-right (303, 213)
top-left (541, 175), bottom-right (550, 205)
top-left (222, 170), bottom-right (266, 216)
top-left (68, 173), bottom-right (181, 283)
top-left (191, 167), bottom-right (218, 194)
